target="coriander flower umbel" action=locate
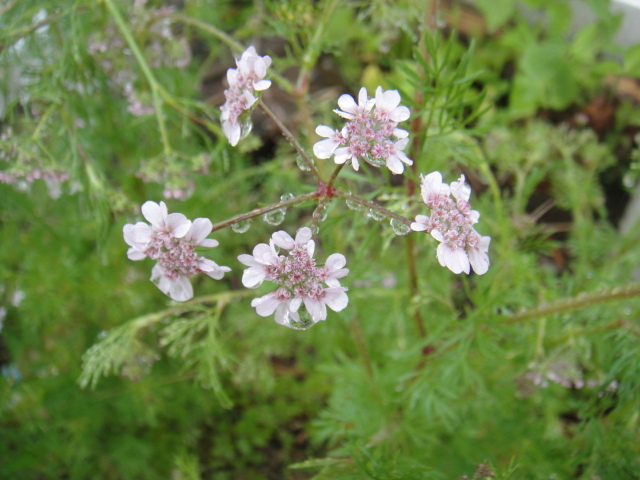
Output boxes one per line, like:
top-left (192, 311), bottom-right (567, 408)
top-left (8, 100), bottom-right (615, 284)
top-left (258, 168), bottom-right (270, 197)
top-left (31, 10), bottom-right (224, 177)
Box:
top-left (313, 86), bottom-right (412, 174)
top-left (238, 227), bottom-right (349, 330)
top-left (123, 201), bottom-right (231, 301)
top-left (411, 172), bottom-right (490, 275)
top-left (220, 46), bottom-right (272, 146)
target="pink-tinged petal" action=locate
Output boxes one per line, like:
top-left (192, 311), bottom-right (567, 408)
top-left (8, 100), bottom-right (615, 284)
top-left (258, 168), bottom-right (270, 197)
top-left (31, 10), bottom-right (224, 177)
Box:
top-left (127, 247), bottom-right (146, 261)
top-left (205, 265), bottom-right (231, 280)
top-left (421, 171), bottom-right (449, 202)
top-left (253, 79), bottom-right (271, 91)
top-left (199, 239), bottom-right (219, 248)
top-left (394, 128), bottom-right (409, 139)
top-left (303, 297), bottom-right (327, 321)
top-left (325, 253), bottom-right (346, 270)
top-left (168, 276), bottom-right (194, 302)
top-left (237, 254), bottom-right (260, 267)
top-left (410, 222), bottom-right (428, 232)
top-left (450, 175), bottom-right (471, 202)
top-left (123, 222), bottom-right (152, 247)
top-left (431, 229), bottom-right (445, 242)
top-left (197, 258), bottom-right (216, 272)
top-left (414, 214), bottom-right (429, 224)
top-left (272, 230), bottom-right (295, 250)
top-left (313, 138), bottom-right (339, 159)
top-left (315, 125), bottom-right (336, 138)
top-left (468, 247), bottom-right (489, 275)
top-left (391, 105), bottom-right (410, 122)
top-left (252, 243), bottom-right (277, 262)
top-left (165, 213), bottom-right (191, 238)
top-left (437, 244), bottom-right (470, 274)
top-left (251, 293), bottom-right (281, 317)
top-left (386, 155), bottom-right (404, 175)
top-left (252, 57), bottom-right (267, 77)
top-left (186, 218), bottom-right (213, 243)
top-left (141, 201), bottom-right (165, 228)
top-left (242, 266), bottom-right (265, 288)
top-left (289, 297), bottom-right (302, 312)
top-left (295, 227), bottom-right (312, 245)
top-left (323, 287), bottom-right (349, 312)
top-left (306, 240), bottom-right (315, 258)
top-left (226, 68), bottom-right (238, 85)
top-left (223, 120), bottom-right (241, 146)
top-left (334, 147), bottom-right (352, 165)
top-left (395, 136), bottom-right (410, 151)
top-left (337, 93), bottom-right (357, 116)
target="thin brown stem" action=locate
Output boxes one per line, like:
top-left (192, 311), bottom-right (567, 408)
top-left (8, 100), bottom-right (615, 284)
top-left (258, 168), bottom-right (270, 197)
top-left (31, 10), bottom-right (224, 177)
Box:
top-left (334, 192), bottom-right (413, 226)
top-left (258, 100), bottom-right (323, 183)
top-left (211, 192), bottom-right (317, 232)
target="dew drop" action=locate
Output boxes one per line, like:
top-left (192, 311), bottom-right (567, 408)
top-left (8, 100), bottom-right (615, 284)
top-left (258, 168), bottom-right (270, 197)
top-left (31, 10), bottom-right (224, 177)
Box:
top-left (285, 305), bottom-right (316, 331)
top-left (231, 219), bottom-right (252, 233)
top-left (296, 155), bottom-right (313, 171)
top-left (367, 208), bottom-right (386, 221)
top-left (390, 218), bottom-right (411, 235)
top-left (240, 119), bottom-right (253, 140)
top-left (362, 153), bottom-right (386, 168)
top-left (280, 193), bottom-right (294, 202)
top-left (345, 192), bottom-right (365, 211)
top-left (263, 208), bottom-right (286, 226)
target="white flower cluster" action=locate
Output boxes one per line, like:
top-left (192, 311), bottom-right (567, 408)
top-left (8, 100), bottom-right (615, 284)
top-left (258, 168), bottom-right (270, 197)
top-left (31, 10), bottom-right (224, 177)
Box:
top-left (123, 201), bottom-right (230, 301)
top-left (220, 46), bottom-right (272, 146)
top-left (238, 227), bottom-right (349, 330)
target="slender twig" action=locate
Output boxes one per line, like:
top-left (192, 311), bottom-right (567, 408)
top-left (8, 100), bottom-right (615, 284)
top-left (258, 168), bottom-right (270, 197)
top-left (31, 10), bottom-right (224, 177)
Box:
top-left (211, 192), bottom-right (317, 232)
top-left (258, 100), bottom-right (323, 182)
top-left (506, 283), bottom-right (640, 325)
top-left (334, 192), bottom-right (413, 226)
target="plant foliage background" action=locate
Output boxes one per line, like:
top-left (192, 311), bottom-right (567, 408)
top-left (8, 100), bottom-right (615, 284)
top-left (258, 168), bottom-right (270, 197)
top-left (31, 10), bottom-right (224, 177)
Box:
top-left (2, 0), bottom-right (640, 478)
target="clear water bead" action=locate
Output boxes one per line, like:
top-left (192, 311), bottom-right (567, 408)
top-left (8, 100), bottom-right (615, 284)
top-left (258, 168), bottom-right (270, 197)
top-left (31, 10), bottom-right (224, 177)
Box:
top-left (296, 155), bottom-right (313, 171)
top-left (263, 208), bottom-right (286, 226)
top-left (287, 306), bottom-right (316, 330)
top-left (367, 208), bottom-right (386, 221)
top-left (390, 218), bottom-right (411, 235)
top-left (280, 193), bottom-right (294, 202)
top-left (231, 219), bottom-right (252, 233)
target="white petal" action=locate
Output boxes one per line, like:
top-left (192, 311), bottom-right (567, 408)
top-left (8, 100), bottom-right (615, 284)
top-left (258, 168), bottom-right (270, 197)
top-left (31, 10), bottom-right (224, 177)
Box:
top-left (272, 230), bottom-right (295, 250)
top-left (450, 175), bottom-right (471, 202)
top-left (315, 125), bottom-right (336, 138)
top-left (251, 293), bottom-right (281, 317)
top-left (468, 247), bottom-right (489, 275)
top-left (199, 239), bottom-right (219, 248)
top-left (186, 218), bottom-right (213, 243)
top-left (123, 222), bottom-right (152, 247)
top-left (390, 105), bottom-right (410, 122)
top-left (295, 227), bottom-right (312, 245)
top-left (410, 222), bottom-right (428, 232)
top-left (253, 79), bottom-right (271, 91)
top-left (386, 155), bottom-right (404, 175)
top-left (313, 138), bottom-right (339, 159)
top-left (325, 253), bottom-right (346, 270)
top-left (223, 120), bottom-right (241, 146)
top-left (337, 93), bottom-right (357, 115)
top-left (168, 276), bottom-right (194, 302)
top-left (242, 266), bottom-right (265, 288)
top-left (127, 247), bottom-right (146, 261)
top-left (166, 213), bottom-right (191, 238)
top-left (334, 147), bottom-right (352, 164)
top-left (323, 287), bottom-right (349, 312)
top-left (437, 244), bottom-right (469, 275)
top-left (141, 201), bottom-right (165, 228)
top-left (303, 298), bottom-right (326, 321)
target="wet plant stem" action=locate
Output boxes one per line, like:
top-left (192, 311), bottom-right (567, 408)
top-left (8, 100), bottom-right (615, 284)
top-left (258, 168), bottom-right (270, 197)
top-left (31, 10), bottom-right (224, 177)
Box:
top-left (211, 192), bottom-right (317, 232)
top-left (334, 192), bottom-right (413, 226)
top-left (258, 100), bottom-right (323, 182)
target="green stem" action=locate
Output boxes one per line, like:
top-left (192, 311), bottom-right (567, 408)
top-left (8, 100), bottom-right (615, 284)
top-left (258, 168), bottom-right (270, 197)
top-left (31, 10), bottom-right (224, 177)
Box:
top-left (104, 0), bottom-right (171, 157)
top-left (170, 12), bottom-right (245, 53)
top-left (506, 283), bottom-right (640, 325)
